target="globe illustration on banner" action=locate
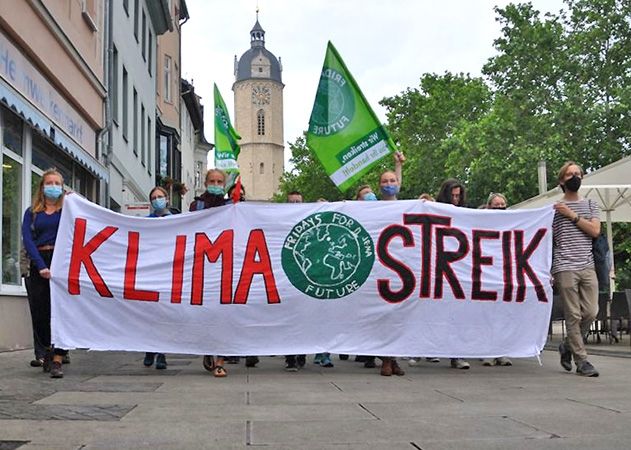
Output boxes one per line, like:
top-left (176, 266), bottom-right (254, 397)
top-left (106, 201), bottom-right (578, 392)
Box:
top-left (282, 212), bottom-right (374, 300)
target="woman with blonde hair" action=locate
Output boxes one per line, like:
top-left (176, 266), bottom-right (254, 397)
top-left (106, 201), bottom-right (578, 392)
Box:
top-left (22, 168), bottom-right (68, 378)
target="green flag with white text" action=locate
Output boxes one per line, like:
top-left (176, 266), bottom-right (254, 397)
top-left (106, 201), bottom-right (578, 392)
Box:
top-left (306, 42), bottom-right (396, 192)
top-left (214, 83), bottom-right (241, 174)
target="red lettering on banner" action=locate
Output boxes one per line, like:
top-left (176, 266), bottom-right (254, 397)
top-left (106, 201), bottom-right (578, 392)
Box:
top-left (376, 224), bottom-right (416, 303)
top-left (514, 229), bottom-right (548, 303)
top-left (471, 230), bottom-right (500, 301)
top-left (234, 229), bottom-right (280, 304)
top-left (123, 231), bottom-right (159, 301)
top-left (191, 231), bottom-right (234, 305)
top-left (171, 235), bottom-right (186, 303)
top-left (68, 218), bottom-right (118, 297)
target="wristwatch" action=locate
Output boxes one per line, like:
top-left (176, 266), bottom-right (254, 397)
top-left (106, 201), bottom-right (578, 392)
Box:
top-left (572, 215), bottom-right (580, 224)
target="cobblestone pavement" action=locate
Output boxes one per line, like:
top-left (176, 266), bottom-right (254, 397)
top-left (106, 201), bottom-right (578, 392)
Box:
top-left (1, 347), bottom-right (630, 449)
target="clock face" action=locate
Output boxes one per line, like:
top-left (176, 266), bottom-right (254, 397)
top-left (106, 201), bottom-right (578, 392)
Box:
top-left (252, 85), bottom-right (271, 105)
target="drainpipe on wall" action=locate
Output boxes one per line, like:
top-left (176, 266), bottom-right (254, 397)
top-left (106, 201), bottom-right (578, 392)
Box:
top-left (98, 0), bottom-right (114, 209)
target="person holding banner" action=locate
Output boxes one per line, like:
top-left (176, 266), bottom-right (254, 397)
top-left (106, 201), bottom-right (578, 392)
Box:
top-left (436, 178), bottom-right (471, 370)
top-left (189, 169), bottom-right (230, 377)
top-left (142, 186), bottom-right (177, 370)
top-left (21, 168), bottom-right (69, 378)
top-left (552, 162), bottom-right (601, 377)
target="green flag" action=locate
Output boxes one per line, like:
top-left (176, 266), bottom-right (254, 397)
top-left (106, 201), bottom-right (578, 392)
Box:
top-left (306, 42), bottom-right (396, 192)
top-left (214, 83), bottom-right (241, 175)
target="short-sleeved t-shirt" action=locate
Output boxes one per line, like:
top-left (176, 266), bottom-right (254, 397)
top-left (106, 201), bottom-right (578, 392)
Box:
top-left (551, 199), bottom-right (600, 274)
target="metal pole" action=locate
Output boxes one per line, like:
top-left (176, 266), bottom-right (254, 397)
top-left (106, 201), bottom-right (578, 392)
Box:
top-left (606, 210), bottom-right (615, 294)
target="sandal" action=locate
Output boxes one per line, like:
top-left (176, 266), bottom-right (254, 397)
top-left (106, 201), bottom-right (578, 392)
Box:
top-left (213, 366), bottom-right (227, 378)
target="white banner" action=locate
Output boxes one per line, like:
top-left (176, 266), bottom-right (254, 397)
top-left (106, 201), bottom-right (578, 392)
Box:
top-left (51, 194), bottom-right (554, 358)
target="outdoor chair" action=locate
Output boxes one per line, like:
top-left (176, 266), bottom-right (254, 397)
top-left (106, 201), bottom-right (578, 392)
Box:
top-left (587, 293), bottom-right (610, 344)
top-left (549, 294), bottom-right (565, 339)
top-left (609, 291), bottom-right (631, 344)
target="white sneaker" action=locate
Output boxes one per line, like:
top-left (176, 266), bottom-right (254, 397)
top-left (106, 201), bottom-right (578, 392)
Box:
top-left (407, 358), bottom-right (418, 367)
top-left (496, 357), bottom-right (512, 366)
top-left (450, 358), bottom-right (470, 370)
top-left (425, 357), bottom-right (440, 363)
top-left (482, 358), bottom-right (495, 366)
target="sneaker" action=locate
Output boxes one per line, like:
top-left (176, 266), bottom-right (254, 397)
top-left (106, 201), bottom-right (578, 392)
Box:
top-left (363, 357), bottom-right (376, 369)
top-left (482, 358), bottom-right (495, 366)
top-left (62, 354), bottom-right (71, 365)
top-left (558, 343), bottom-right (572, 372)
top-left (285, 362), bottom-right (298, 372)
top-left (496, 357), bottom-right (512, 366)
top-left (408, 358), bottom-right (418, 367)
top-left (425, 357), bottom-right (440, 363)
top-left (296, 355), bottom-right (306, 368)
top-left (155, 354), bottom-right (167, 370)
top-left (450, 358), bottom-right (470, 370)
top-left (245, 356), bottom-right (259, 367)
top-left (30, 358), bottom-right (44, 367)
top-left (50, 361), bottom-right (63, 378)
top-left (576, 360), bottom-right (599, 377)
top-left (313, 353), bottom-right (323, 365)
top-left (321, 354), bottom-right (334, 368)
top-left (143, 352), bottom-right (155, 367)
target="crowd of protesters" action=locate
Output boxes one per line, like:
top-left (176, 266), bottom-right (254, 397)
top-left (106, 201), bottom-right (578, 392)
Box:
top-left (22, 157), bottom-right (601, 379)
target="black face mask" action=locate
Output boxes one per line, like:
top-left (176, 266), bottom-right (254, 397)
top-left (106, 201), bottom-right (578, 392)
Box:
top-left (491, 206), bottom-right (507, 210)
top-left (564, 175), bottom-right (582, 192)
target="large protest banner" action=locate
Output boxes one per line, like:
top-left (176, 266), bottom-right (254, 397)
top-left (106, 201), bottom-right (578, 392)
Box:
top-left (51, 194), bottom-right (554, 358)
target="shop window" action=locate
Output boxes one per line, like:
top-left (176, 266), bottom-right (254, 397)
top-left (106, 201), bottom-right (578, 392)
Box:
top-left (2, 154), bottom-right (23, 285)
top-left (2, 108), bottom-right (23, 156)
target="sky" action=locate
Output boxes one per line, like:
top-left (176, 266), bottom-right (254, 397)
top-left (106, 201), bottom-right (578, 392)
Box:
top-left (181, 0), bottom-right (566, 166)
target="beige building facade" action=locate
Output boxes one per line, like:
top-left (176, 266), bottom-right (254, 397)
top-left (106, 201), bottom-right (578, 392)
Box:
top-left (233, 18), bottom-right (284, 201)
top-left (0, 0), bottom-right (108, 351)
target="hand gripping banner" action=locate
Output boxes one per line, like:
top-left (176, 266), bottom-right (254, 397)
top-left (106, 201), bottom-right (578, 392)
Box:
top-left (51, 194), bottom-right (554, 358)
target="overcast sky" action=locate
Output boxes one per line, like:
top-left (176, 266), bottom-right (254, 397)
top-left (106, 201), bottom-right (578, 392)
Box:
top-left (181, 0), bottom-right (566, 165)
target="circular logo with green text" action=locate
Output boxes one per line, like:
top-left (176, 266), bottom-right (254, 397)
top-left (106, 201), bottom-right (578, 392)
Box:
top-left (281, 212), bottom-right (374, 300)
top-left (309, 68), bottom-right (355, 136)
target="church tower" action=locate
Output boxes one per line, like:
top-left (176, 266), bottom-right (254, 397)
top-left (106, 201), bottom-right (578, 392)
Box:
top-left (233, 15), bottom-right (284, 201)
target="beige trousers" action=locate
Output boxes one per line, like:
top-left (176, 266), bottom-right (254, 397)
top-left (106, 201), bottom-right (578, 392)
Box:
top-left (554, 269), bottom-right (599, 363)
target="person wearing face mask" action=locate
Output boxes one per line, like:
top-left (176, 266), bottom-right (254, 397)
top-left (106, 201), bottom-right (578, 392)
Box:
top-left (21, 168), bottom-right (69, 378)
top-left (355, 185), bottom-right (378, 201)
top-left (553, 162), bottom-right (601, 377)
top-left (141, 187), bottom-right (177, 370)
top-left (436, 178), bottom-right (471, 370)
top-left (189, 169), bottom-right (230, 377)
top-left (364, 152), bottom-right (406, 376)
top-left (479, 192), bottom-right (513, 367)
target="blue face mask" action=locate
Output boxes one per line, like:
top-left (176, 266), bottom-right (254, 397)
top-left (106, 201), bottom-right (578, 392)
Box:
top-left (207, 185), bottom-right (225, 196)
top-left (380, 185), bottom-right (399, 197)
top-left (151, 197), bottom-right (167, 211)
top-left (362, 192), bottom-right (378, 201)
top-left (43, 185), bottom-right (63, 199)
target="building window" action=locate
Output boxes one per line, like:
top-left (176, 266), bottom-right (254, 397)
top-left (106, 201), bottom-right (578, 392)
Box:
top-left (112, 45), bottom-right (119, 123)
top-left (133, 88), bottom-right (138, 156)
top-left (141, 11), bottom-right (147, 61)
top-left (141, 104), bottom-right (146, 166)
top-left (147, 31), bottom-right (153, 76)
top-left (2, 108), bottom-right (23, 156)
top-left (164, 55), bottom-right (172, 102)
top-left (257, 109), bottom-right (265, 135)
top-left (159, 134), bottom-right (169, 177)
top-left (133, 0), bottom-right (139, 40)
top-left (122, 66), bottom-right (128, 140)
top-left (259, 162), bottom-right (264, 174)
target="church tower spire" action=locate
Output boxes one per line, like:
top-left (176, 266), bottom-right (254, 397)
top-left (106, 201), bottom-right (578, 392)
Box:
top-left (233, 12), bottom-right (285, 201)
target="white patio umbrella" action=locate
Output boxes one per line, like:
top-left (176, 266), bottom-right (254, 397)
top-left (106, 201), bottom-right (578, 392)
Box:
top-left (512, 156), bottom-right (631, 292)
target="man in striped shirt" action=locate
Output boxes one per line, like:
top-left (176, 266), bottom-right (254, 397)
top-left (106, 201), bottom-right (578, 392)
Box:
top-left (552, 161), bottom-right (601, 377)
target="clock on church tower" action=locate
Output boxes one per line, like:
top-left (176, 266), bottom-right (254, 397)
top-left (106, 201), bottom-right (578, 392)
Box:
top-left (233, 14), bottom-right (285, 201)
